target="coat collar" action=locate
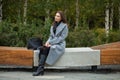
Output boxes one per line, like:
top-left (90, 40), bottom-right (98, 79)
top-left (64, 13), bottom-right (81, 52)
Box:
top-left (51, 22), bottom-right (66, 36)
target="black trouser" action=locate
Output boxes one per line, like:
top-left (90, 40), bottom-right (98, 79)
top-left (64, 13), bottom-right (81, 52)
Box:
top-left (39, 46), bottom-right (50, 58)
top-left (38, 46), bottom-right (50, 67)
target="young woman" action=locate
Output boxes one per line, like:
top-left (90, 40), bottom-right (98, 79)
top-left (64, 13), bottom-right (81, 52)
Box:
top-left (33, 11), bottom-right (68, 76)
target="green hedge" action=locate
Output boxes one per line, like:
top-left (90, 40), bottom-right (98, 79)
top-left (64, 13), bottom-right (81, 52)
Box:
top-left (0, 21), bottom-right (120, 47)
top-left (66, 30), bottom-right (96, 47)
top-left (0, 20), bottom-right (50, 47)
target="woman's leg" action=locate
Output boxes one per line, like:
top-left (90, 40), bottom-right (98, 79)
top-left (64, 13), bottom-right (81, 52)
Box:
top-left (33, 46), bottom-right (50, 76)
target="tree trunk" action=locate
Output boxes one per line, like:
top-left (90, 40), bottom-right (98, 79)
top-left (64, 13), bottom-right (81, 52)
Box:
top-left (75, 0), bottom-right (79, 28)
top-left (105, 3), bottom-right (109, 37)
top-left (118, 4), bottom-right (120, 30)
top-left (44, 0), bottom-right (51, 27)
top-left (45, 8), bottom-right (50, 27)
top-left (23, 0), bottom-right (28, 25)
top-left (63, 1), bottom-right (67, 21)
top-left (45, 9), bottom-right (50, 21)
top-left (45, 0), bottom-right (50, 21)
top-left (0, 0), bottom-right (2, 22)
top-left (110, 2), bottom-right (113, 30)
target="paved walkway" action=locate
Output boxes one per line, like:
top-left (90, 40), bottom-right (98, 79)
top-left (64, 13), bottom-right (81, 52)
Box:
top-left (0, 70), bottom-right (120, 80)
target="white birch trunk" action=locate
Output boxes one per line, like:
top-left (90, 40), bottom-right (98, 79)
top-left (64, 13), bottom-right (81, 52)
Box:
top-left (23, 0), bottom-right (28, 25)
top-left (44, 0), bottom-right (51, 28)
top-left (75, 0), bottom-right (79, 28)
top-left (0, 0), bottom-right (2, 22)
top-left (45, 0), bottom-right (50, 22)
top-left (105, 3), bottom-right (109, 37)
top-left (45, 9), bottom-right (50, 21)
top-left (110, 3), bottom-right (113, 30)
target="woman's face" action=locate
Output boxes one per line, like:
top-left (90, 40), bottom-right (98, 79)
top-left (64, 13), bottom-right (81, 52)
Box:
top-left (55, 13), bottom-right (61, 22)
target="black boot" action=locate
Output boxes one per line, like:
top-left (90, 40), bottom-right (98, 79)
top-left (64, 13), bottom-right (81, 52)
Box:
top-left (33, 55), bottom-right (47, 76)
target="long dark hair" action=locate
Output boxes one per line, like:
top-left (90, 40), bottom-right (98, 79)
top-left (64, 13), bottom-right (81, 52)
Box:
top-left (52, 11), bottom-right (67, 26)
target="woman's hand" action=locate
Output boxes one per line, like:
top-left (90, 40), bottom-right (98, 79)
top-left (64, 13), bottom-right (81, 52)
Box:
top-left (45, 42), bottom-right (51, 47)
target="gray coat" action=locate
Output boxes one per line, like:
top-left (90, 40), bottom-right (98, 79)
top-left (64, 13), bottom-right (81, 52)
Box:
top-left (45, 22), bottom-right (68, 65)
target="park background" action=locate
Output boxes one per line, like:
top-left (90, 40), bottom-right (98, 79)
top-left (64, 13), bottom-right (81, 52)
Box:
top-left (0, 0), bottom-right (120, 47)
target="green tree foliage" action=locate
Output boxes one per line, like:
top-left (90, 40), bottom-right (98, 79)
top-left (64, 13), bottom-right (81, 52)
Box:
top-left (0, 0), bottom-right (120, 47)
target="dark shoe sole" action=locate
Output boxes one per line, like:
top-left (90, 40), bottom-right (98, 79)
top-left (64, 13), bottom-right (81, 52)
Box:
top-left (33, 72), bottom-right (44, 76)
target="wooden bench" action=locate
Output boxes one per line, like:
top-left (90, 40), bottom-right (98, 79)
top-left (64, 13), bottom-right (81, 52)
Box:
top-left (0, 46), bottom-right (100, 69)
top-left (0, 41), bottom-right (120, 69)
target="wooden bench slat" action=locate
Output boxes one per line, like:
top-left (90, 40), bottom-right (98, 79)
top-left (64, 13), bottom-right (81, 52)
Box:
top-left (91, 41), bottom-right (120, 49)
top-left (101, 56), bottom-right (120, 65)
top-left (100, 49), bottom-right (120, 65)
top-left (101, 49), bottom-right (120, 56)
top-left (0, 47), bottom-right (33, 66)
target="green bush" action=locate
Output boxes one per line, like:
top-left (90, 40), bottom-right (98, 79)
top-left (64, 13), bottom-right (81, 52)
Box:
top-left (93, 28), bottom-right (107, 45)
top-left (0, 20), bottom-right (120, 47)
top-left (66, 29), bottom-right (96, 47)
top-left (0, 20), bottom-right (51, 47)
top-left (108, 30), bottom-right (120, 43)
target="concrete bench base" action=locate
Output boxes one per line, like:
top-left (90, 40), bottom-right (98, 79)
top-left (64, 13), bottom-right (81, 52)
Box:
top-left (33, 47), bottom-right (100, 68)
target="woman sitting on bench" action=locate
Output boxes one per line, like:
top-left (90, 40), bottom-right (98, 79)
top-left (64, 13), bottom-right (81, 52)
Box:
top-left (33, 11), bottom-right (68, 76)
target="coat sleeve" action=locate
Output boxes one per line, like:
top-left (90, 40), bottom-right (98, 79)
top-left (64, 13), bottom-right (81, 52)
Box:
top-left (47, 25), bottom-right (68, 45)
